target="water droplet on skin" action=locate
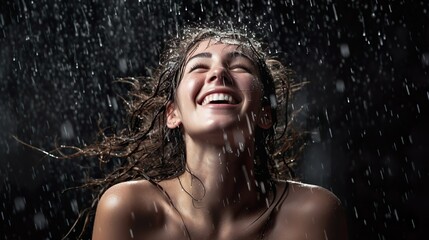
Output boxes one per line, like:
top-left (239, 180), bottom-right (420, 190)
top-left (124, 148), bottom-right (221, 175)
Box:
top-left (153, 202), bottom-right (158, 213)
top-left (242, 165), bottom-right (251, 191)
top-left (223, 132), bottom-right (232, 153)
top-left (233, 130), bottom-right (245, 152)
top-left (245, 114), bottom-right (253, 135)
top-left (238, 142), bottom-right (244, 152)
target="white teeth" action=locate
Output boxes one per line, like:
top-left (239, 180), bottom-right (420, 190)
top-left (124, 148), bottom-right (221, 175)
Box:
top-left (202, 93), bottom-right (235, 105)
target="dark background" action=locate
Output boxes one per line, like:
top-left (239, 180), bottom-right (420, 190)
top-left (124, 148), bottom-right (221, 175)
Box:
top-left (1, 0), bottom-right (428, 239)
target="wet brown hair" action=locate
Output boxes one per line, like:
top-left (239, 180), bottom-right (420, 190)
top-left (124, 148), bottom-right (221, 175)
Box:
top-left (61, 25), bottom-right (304, 239)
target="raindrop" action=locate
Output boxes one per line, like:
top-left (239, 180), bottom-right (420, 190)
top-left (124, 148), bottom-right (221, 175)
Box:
top-left (340, 44), bottom-right (350, 58)
top-left (354, 206), bottom-right (359, 219)
top-left (34, 212), bottom-right (48, 230)
top-left (408, 135), bottom-right (413, 144)
top-left (245, 114), bottom-right (252, 135)
top-left (269, 94), bottom-right (277, 109)
top-left (260, 181), bottom-right (266, 194)
top-left (14, 197), bottom-right (26, 212)
top-left (97, 33), bottom-right (103, 47)
top-left (404, 83), bottom-right (410, 95)
top-left (233, 130), bottom-right (245, 152)
top-left (311, 130), bottom-right (321, 143)
top-left (129, 229), bottom-right (134, 238)
top-left (332, 4), bottom-right (338, 21)
top-left (223, 132), bottom-right (232, 153)
top-left (422, 53), bottom-right (429, 66)
top-left (70, 199), bottom-right (79, 214)
top-left (107, 94), bottom-right (113, 108)
top-left (335, 80), bottom-right (345, 92)
top-left (60, 120), bottom-right (75, 140)
top-left (324, 109), bottom-right (330, 124)
top-left (119, 58), bottom-right (128, 73)
top-left (242, 165), bottom-right (251, 191)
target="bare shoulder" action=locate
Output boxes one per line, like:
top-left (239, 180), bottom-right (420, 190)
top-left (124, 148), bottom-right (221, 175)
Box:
top-left (287, 180), bottom-right (343, 212)
top-left (92, 180), bottom-right (165, 240)
top-left (96, 180), bottom-right (162, 210)
top-left (272, 180), bottom-right (348, 240)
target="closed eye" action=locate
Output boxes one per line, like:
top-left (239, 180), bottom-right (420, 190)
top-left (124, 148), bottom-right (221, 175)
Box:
top-left (229, 65), bottom-right (252, 73)
top-left (189, 64), bottom-right (209, 72)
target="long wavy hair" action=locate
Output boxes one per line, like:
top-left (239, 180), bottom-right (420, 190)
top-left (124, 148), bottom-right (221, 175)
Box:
top-left (59, 25), bottom-right (304, 239)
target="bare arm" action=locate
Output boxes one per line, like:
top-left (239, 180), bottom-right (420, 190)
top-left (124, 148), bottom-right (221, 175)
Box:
top-left (310, 186), bottom-right (349, 240)
top-left (325, 194), bottom-right (348, 240)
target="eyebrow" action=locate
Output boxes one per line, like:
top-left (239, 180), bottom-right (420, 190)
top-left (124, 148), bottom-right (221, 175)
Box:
top-left (186, 51), bottom-right (256, 65)
top-left (186, 52), bottom-right (212, 63)
top-left (226, 51), bottom-right (255, 64)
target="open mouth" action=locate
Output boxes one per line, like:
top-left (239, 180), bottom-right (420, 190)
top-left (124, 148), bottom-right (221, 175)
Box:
top-left (201, 93), bottom-right (238, 106)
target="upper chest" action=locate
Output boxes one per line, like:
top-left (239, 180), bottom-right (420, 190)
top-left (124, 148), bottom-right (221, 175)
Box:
top-left (129, 202), bottom-right (325, 240)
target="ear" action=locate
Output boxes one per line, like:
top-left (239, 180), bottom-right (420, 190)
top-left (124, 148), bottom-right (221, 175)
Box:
top-left (257, 104), bottom-right (273, 129)
top-left (166, 102), bottom-right (182, 129)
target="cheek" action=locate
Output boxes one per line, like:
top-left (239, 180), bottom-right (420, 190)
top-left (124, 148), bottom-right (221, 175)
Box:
top-left (237, 77), bottom-right (263, 98)
top-left (234, 73), bottom-right (261, 88)
top-left (176, 76), bottom-right (203, 105)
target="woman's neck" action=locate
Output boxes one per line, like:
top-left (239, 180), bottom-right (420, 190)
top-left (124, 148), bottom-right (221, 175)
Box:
top-left (175, 133), bottom-right (270, 222)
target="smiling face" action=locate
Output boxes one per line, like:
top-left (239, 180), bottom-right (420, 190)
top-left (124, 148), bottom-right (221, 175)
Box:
top-left (167, 39), bottom-right (271, 143)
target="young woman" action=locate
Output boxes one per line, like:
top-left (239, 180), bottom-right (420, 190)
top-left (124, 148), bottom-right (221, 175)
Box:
top-left (85, 27), bottom-right (348, 240)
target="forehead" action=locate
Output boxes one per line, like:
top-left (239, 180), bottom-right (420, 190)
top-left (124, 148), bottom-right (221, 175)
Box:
top-left (187, 39), bottom-right (255, 59)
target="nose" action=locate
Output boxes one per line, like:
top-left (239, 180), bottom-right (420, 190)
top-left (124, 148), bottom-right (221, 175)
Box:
top-left (206, 67), bottom-right (232, 85)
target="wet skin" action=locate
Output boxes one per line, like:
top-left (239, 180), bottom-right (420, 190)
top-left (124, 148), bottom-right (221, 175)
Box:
top-left (92, 40), bottom-right (348, 240)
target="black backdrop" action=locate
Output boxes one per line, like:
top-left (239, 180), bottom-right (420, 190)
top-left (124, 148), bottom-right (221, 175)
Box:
top-left (1, 0), bottom-right (428, 239)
